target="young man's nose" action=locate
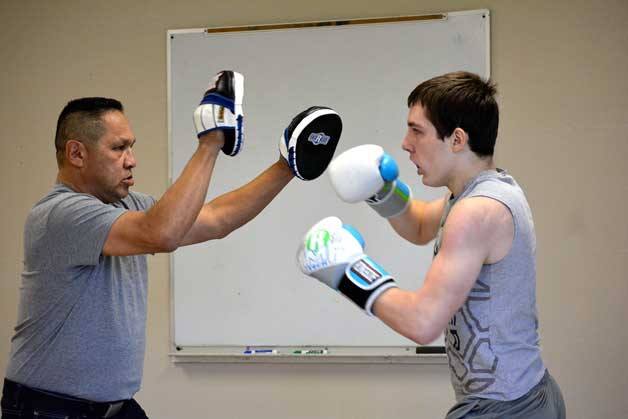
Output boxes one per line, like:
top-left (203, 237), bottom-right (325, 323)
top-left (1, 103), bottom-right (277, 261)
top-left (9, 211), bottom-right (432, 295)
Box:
top-left (401, 133), bottom-right (412, 153)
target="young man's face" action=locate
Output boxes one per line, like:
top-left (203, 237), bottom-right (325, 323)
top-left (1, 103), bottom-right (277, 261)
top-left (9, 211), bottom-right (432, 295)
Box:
top-left (402, 104), bottom-right (453, 188)
top-left (83, 110), bottom-right (137, 203)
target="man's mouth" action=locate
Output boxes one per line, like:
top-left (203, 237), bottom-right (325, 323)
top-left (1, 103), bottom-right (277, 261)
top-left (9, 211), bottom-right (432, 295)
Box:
top-left (122, 175), bottom-right (134, 186)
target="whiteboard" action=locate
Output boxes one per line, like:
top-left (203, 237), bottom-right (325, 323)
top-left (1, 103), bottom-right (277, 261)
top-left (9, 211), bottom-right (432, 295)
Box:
top-left (168, 10), bottom-right (489, 358)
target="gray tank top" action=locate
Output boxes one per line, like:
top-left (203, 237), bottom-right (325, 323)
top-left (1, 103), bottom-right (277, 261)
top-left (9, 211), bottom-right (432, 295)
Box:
top-left (435, 169), bottom-right (546, 401)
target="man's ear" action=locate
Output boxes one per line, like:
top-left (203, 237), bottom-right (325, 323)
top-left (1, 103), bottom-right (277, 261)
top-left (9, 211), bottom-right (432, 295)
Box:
top-left (65, 140), bottom-right (87, 168)
top-left (450, 128), bottom-right (469, 153)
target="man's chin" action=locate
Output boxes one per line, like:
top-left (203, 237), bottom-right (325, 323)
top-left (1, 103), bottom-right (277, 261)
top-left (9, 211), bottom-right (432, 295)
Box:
top-left (111, 186), bottom-right (130, 202)
top-left (118, 187), bottom-right (131, 199)
top-left (421, 175), bottom-right (437, 188)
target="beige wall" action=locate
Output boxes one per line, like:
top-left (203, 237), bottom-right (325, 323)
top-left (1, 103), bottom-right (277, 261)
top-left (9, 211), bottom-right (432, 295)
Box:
top-left (1, 0), bottom-right (627, 418)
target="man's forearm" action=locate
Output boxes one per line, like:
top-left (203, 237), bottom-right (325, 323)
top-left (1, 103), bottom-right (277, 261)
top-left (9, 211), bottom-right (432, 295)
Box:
top-left (182, 159), bottom-right (294, 244)
top-left (145, 139), bottom-right (222, 248)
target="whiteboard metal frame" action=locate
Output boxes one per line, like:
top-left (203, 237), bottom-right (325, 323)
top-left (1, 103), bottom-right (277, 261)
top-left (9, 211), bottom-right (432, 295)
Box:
top-left (167, 9), bottom-right (490, 363)
top-left (170, 345), bottom-right (447, 364)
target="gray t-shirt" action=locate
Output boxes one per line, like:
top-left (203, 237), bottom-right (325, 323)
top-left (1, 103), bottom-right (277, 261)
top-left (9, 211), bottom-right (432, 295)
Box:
top-left (5, 183), bottom-right (156, 402)
top-left (436, 169), bottom-right (546, 402)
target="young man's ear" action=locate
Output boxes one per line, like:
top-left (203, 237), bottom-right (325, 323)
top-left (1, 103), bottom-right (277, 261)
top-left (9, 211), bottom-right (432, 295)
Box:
top-left (450, 127), bottom-right (469, 152)
top-left (65, 140), bottom-right (87, 168)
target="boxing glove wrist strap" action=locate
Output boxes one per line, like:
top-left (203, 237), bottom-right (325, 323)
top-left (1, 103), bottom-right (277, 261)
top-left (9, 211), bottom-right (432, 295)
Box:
top-left (366, 179), bottom-right (412, 218)
top-left (338, 256), bottom-right (398, 316)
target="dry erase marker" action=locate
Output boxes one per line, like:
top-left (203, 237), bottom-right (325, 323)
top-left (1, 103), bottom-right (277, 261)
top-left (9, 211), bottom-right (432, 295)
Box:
top-left (292, 349), bottom-right (328, 355)
top-left (243, 349), bottom-right (277, 355)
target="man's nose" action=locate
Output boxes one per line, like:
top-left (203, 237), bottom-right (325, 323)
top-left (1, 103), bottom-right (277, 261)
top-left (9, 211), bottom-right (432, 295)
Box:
top-left (401, 133), bottom-right (411, 153)
top-left (125, 149), bottom-right (137, 168)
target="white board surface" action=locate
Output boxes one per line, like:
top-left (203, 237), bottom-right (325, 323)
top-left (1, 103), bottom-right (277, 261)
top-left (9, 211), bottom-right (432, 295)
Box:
top-left (168, 10), bottom-right (490, 356)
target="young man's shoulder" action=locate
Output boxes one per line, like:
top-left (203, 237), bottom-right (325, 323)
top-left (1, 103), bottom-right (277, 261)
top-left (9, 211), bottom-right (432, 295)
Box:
top-left (446, 197), bottom-right (509, 235)
top-left (446, 197), bottom-right (512, 256)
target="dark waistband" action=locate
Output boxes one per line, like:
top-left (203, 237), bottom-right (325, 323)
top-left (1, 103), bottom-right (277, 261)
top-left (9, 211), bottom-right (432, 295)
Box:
top-left (2, 379), bottom-right (127, 418)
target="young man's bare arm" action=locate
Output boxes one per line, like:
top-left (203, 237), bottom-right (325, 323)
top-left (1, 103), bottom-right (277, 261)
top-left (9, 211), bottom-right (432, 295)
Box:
top-left (388, 195), bottom-right (447, 245)
top-left (374, 197), bottom-right (513, 344)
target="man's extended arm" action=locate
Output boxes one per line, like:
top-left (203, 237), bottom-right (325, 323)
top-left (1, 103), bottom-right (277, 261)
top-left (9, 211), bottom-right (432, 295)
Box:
top-left (180, 158), bottom-right (293, 245)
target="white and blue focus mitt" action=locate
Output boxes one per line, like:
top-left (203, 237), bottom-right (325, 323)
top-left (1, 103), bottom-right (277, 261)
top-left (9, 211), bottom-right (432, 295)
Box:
top-left (279, 106), bottom-right (342, 180)
top-left (193, 70), bottom-right (244, 156)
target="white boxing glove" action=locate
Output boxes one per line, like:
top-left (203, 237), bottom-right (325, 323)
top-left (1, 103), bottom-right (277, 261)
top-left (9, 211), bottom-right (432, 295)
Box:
top-left (328, 144), bottom-right (412, 218)
top-left (297, 216), bottom-right (398, 315)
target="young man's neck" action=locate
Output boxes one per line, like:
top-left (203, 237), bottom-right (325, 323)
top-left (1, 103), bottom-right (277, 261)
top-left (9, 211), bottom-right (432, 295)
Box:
top-left (448, 156), bottom-right (495, 197)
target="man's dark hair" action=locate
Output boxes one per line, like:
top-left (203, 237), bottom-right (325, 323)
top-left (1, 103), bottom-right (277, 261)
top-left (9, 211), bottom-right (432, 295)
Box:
top-left (407, 71), bottom-right (498, 157)
top-left (54, 97), bottom-right (124, 165)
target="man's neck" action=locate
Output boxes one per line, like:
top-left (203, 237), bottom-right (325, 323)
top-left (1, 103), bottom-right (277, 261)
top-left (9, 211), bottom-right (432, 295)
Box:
top-left (56, 171), bottom-right (81, 192)
top-left (57, 170), bottom-right (95, 198)
top-left (448, 157), bottom-right (495, 198)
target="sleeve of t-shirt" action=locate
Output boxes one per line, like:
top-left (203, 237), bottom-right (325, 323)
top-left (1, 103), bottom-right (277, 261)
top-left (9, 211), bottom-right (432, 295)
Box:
top-left (123, 191), bottom-right (157, 211)
top-left (46, 193), bottom-right (127, 267)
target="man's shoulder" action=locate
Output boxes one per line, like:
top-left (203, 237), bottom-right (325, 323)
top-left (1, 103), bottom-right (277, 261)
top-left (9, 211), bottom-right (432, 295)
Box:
top-left (119, 190), bottom-right (156, 211)
top-left (26, 184), bottom-right (128, 234)
top-left (44, 189), bottom-right (155, 224)
top-left (449, 196), bottom-right (510, 228)
top-left (449, 197), bottom-right (514, 263)
top-left (445, 197), bottom-right (512, 247)
top-left (30, 184), bottom-right (99, 215)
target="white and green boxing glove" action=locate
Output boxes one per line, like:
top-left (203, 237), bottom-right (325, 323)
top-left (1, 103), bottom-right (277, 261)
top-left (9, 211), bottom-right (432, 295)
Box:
top-left (328, 144), bottom-right (411, 218)
top-left (297, 216), bottom-right (398, 316)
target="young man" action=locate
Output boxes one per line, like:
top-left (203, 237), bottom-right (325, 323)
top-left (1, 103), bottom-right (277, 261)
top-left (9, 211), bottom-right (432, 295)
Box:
top-left (298, 71), bottom-right (566, 418)
top-left (1, 71), bottom-right (342, 418)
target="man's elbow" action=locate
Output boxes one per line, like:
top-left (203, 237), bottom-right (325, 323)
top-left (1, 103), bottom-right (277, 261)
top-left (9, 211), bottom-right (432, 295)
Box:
top-left (161, 240), bottom-right (180, 253)
top-left (392, 227), bottom-right (433, 247)
top-left (201, 212), bottom-right (234, 240)
top-left (151, 230), bottom-right (181, 253)
top-left (211, 226), bottom-right (231, 240)
top-left (408, 329), bottom-right (442, 346)
top-left (401, 319), bottom-right (443, 346)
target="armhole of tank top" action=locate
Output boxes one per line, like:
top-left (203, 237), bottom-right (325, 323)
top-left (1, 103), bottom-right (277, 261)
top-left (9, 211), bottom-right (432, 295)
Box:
top-left (469, 193), bottom-right (517, 267)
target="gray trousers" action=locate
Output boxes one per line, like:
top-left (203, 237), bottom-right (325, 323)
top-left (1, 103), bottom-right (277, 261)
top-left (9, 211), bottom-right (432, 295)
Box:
top-left (445, 370), bottom-right (565, 419)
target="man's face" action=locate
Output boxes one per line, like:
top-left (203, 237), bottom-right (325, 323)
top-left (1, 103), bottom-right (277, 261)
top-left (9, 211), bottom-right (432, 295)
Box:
top-left (401, 104), bottom-right (453, 188)
top-left (83, 110), bottom-right (137, 203)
